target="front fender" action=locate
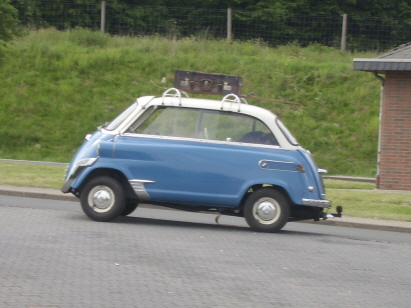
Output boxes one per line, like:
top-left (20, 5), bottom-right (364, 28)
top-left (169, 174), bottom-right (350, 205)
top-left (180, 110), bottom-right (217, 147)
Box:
top-left (68, 158), bottom-right (135, 192)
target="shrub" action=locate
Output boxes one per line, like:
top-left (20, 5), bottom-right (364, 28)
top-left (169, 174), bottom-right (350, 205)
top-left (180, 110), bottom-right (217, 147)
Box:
top-left (68, 27), bottom-right (109, 47)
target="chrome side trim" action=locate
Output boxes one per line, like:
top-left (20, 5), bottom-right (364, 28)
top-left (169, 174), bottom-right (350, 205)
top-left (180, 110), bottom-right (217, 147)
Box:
top-left (259, 160), bottom-right (301, 172)
top-left (302, 198), bottom-right (332, 208)
top-left (121, 133), bottom-right (281, 149)
top-left (129, 180), bottom-right (155, 200)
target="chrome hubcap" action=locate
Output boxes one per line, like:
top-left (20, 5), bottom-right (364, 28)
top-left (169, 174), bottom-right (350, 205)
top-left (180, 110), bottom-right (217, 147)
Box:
top-left (88, 186), bottom-right (115, 213)
top-left (93, 189), bottom-right (112, 209)
top-left (257, 201), bottom-right (276, 220)
top-left (254, 198), bottom-right (280, 224)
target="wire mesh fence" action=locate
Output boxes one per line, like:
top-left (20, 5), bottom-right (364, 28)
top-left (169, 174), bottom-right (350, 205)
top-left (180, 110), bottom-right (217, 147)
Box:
top-left (15, 0), bottom-right (411, 52)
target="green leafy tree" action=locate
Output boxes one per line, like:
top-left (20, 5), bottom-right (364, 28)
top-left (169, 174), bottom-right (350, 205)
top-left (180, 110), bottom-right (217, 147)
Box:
top-left (6, 0), bottom-right (411, 50)
top-left (0, 0), bottom-right (19, 45)
top-left (10, 0), bottom-right (41, 28)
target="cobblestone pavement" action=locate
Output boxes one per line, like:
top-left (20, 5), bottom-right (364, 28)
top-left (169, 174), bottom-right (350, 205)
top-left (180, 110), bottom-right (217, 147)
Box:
top-left (1, 200), bottom-right (410, 308)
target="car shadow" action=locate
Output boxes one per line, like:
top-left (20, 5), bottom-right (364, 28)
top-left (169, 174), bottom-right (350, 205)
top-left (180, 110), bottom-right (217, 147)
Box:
top-left (116, 215), bottom-right (253, 233)
top-left (68, 212), bottom-right (328, 236)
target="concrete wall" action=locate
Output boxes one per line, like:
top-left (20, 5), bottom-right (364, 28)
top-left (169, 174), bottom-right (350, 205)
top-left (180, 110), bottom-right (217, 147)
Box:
top-left (379, 71), bottom-right (411, 190)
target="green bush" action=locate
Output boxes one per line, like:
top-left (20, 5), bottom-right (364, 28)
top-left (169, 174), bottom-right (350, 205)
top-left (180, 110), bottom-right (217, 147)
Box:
top-left (68, 27), bottom-right (109, 47)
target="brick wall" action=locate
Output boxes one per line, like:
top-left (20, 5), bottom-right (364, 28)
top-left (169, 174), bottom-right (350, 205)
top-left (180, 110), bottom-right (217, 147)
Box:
top-left (379, 71), bottom-right (411, 190)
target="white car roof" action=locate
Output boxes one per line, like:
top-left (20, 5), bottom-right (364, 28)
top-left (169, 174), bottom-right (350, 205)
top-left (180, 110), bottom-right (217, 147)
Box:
top-left (138, 94), bottom-right (279, 124)
top-left (106, 89), bottom-right (300, 150)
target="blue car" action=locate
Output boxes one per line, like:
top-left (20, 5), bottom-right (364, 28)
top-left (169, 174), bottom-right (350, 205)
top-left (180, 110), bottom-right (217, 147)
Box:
top-left (62, 88), bottom-right (338, 232)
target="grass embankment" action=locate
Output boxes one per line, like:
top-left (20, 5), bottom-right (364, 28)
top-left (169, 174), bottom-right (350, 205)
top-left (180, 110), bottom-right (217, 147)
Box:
top-left (0, 28), bottom-right (380, 176)
top-left (1, 162), bottom-right (410, 222)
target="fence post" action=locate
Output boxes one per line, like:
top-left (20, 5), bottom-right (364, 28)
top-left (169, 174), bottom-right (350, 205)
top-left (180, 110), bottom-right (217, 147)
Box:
top-left (101, 1), bottom-right (106, 33)
top-left (341, 13), bottom-right (347, 51)
top-left (227, 8), bottom-right (232, 41)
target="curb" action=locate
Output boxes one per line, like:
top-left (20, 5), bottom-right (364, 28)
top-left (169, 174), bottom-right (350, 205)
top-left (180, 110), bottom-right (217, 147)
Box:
top-left (0, 185), bottom-right (77, 202)
top-left (299, 217), bottom-right (411, 233)
top-left (1, 185), bottom-right (410, 233)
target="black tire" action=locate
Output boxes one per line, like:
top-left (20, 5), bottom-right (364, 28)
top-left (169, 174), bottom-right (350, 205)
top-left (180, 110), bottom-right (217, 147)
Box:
top-left (121, 201), bottom-right (139, 216)
top-left (80, 176), bottom-right (126, 222)
top-left (243, 188), bottom-right (290, 232)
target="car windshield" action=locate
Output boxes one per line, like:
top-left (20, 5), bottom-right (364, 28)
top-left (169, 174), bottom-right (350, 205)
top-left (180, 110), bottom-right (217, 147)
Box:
top-left (105, 102), bottom-right (138, 131)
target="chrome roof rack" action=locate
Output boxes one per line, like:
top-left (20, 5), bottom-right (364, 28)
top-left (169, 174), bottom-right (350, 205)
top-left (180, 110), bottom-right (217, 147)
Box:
top-left (221, 93), bottom-right (248, 112)
top-left (161, 88), bottom-right (188, 106)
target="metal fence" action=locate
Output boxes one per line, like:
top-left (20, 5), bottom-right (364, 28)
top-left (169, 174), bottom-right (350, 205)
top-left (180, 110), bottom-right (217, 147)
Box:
top-left (15, 0), bottom-right (411, 52)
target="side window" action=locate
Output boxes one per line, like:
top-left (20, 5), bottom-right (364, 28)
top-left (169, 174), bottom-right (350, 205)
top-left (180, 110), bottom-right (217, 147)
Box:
top-left (128, 106), bottom-right (278, 146)
top-left (199, 111), bottom-right (279, 145)
top-left (132, 107), bottom-right (199, 138)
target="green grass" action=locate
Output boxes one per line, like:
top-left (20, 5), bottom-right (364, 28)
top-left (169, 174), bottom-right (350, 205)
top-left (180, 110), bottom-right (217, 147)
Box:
top-left (0, 162), bottom-right (65, 189)
top-left (324, 179), bottom-right (411, 221)
top-left (1, 162), bottom-right (410, 222)
top-left (0, 28), bottom-right (381, 175)
top-left (323, 179), bottom-right (374, 190)
top-left (328, 189), bottom-right (411, 222)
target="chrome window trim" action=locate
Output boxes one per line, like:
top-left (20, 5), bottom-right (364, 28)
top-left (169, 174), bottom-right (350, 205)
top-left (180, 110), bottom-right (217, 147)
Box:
top-left (120, 133), bottom-right (282, 149)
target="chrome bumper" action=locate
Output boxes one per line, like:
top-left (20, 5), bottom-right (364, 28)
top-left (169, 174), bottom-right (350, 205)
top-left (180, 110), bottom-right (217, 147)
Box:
top-left (302, 198), bottom-right (331, 208)
top-left (61, 179), bottom-right (74, 193)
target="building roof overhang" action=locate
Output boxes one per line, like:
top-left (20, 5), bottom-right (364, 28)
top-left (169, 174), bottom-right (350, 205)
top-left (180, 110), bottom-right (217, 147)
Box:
top-left (353, 58), bottom-right (411, 73)
top-left (353, 42), bottom-right (411, 73)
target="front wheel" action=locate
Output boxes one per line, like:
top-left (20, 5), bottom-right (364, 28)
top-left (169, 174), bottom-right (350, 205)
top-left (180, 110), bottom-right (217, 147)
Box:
top-left (121, 201), bottom-right (139, 216)
top-left (243, 188), bottom-right (290, 232)
top-left (80, 176), bottom-right (126, 222)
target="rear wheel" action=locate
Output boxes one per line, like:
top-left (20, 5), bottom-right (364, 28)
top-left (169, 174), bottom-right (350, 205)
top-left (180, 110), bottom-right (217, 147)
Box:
top-left (80, 176), bottom-right (126, 222)
top-left (243, 188), bottom-right (289, 232)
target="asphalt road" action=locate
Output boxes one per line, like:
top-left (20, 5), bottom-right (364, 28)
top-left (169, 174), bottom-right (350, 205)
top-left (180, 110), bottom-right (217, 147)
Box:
top-left (1, 196), bottom-right (410, 308)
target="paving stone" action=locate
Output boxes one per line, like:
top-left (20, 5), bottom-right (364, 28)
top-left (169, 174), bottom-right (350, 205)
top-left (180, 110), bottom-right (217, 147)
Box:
top-left (0, 204), bottom-right (410, 308)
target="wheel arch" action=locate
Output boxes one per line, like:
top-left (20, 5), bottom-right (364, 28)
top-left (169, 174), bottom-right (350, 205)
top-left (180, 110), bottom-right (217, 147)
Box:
top-left (240, 183), bottom-right (293, 210)
top-left (76, 168), bottom-right (137, 200)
